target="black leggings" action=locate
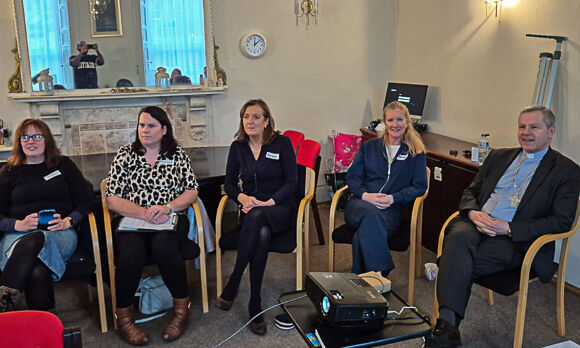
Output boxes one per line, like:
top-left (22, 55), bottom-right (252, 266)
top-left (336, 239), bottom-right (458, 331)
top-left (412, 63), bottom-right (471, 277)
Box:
top-left (222, 208), bottom-right (284, 317)
top-left (0, 232), bottom-right (55, 310)
top-left (114, 216), bottom-right (190, 308)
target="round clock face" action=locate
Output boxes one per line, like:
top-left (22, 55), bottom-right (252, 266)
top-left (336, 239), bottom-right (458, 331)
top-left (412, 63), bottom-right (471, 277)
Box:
top-left (241, 32), bottom-right (266, 58)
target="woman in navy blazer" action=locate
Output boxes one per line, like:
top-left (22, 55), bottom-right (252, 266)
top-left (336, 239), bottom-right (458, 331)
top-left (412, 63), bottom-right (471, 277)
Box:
top-left (346, 101), bottom-right (427, 277)
top-left (215, 99), bottom-right (297, 335)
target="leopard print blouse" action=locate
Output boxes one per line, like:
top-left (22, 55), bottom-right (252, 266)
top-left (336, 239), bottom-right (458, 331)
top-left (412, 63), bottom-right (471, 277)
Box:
top-left (106, 145), bottom-right (198, 209)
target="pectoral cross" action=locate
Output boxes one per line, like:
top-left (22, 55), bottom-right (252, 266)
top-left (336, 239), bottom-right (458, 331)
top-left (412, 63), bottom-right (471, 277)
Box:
top-left (509, 192), bottom-right (521, 207)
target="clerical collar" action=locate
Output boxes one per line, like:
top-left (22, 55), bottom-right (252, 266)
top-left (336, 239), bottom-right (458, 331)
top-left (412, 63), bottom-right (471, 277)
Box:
top-left (522, 147), bottom-right (549, 160)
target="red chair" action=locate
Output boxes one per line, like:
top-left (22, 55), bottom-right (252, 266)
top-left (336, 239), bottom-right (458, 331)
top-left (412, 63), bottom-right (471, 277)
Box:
top-left (296, 139), bottom-right (325, 245)
top-left (0, 310), bottom-right (81, 348)
top-left (283, 130), bottom-right (305, 153)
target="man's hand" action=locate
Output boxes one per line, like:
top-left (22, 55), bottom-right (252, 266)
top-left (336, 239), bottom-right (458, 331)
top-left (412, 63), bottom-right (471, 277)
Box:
top-left (362, 192), bottom-right (394, 209)
top-left (93, 43), bottom-right (99, 51)
top-left (468, 210), bottom-right (509, 237)
top-left (15, 213), bottom-right (38, 232)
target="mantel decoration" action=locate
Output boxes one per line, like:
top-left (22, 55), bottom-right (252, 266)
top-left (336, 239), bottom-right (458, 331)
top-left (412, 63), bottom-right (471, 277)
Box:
top-left (8, 38), bottom-right (22, 93)
top-left (36, 68), bottom-right (54, 95)
top-left (90, 0), bottom-right (123, 37)
top-left (154, 67), bottom-right (170, 89)
top-left (295, 0), bottom-right (318, 29)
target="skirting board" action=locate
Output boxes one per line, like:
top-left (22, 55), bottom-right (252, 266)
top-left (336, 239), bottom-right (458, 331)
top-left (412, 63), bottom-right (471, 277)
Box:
top-left (550, 276), bottom-right (580, 297)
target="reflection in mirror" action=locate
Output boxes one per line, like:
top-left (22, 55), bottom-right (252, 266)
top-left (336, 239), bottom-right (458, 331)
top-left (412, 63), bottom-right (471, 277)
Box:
top-left (20, 0), bottom-right (206, 91)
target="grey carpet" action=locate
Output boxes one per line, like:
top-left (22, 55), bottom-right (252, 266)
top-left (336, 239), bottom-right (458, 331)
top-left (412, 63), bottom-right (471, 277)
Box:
top-left (48, 203), bottom-right (580, 347)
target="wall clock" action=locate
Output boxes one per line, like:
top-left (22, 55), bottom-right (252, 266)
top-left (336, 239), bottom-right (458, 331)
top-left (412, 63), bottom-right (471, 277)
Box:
top-left (240, 32), bottom-right (267, 58)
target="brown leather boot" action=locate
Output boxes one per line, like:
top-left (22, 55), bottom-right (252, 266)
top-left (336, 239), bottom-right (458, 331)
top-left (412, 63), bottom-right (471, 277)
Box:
top-left (163, 297), bottom-right (191, 341)
top-left (115, 306), bottom-right (149, 346)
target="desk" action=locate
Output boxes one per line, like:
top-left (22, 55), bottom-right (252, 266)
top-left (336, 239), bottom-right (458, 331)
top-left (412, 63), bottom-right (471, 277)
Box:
top-left (69, 146), bottom-right (230, 227)
top-left (280, 290), bottom-right (431, 347)
top-left (358, 130), bottom-right (480, 252)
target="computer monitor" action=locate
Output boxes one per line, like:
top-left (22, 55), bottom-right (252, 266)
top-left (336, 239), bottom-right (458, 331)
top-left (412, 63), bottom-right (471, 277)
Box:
top-left (383, 82), bottom-right (428, 120)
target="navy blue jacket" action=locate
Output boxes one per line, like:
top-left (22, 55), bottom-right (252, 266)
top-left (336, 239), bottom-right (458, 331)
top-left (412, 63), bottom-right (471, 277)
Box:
top-left (346, 138), bottom-right (427, 207)
top-left (224, 134), bottom-right (297, 208)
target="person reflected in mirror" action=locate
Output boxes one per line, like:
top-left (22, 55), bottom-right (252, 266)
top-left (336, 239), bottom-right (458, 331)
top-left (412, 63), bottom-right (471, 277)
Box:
top-left (173, 75), bottom-right (191, 85)
top-left (0, 119), bottom-right (96, 313)
top-left (215, 99), bottom-right (297, 336)
top-left (346, 101), bottom-right (427, 278)
top-left (69, 41), bottom-right (104, 89)
top-left (170, 68), bottom-right (182, 85)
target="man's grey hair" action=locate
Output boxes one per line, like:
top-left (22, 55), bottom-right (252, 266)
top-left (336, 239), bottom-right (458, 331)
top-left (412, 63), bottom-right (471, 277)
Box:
top-left (519, 105), bottom-right (556, 128)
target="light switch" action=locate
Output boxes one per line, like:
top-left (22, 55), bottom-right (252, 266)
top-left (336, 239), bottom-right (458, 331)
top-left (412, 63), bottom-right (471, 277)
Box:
top-left (434, 167), bottom-right (443, 181)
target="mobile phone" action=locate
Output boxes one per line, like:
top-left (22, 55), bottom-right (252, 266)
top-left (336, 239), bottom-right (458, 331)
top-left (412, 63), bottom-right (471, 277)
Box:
top-left (38, 209), bottom-right (56, 230)
top-left (86, 44), bottom-right (95, 49)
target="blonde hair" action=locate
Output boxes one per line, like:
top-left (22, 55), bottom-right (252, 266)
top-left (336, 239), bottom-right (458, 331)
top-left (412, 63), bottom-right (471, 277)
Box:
top-left (383, 101), bottom-right (425, 156)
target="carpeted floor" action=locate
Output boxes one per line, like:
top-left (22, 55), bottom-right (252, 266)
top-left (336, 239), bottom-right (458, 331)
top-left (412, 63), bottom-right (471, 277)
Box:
top-left (46, 203), bottom-right (580, 347)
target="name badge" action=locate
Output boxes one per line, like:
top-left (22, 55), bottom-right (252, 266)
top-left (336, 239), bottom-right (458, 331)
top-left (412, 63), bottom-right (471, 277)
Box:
top-left (158, 160), bottom-right (174, 165)
top-left (266, 152), bottom-right (279, 160)
top-left (396, 153), bottom-right (408, 161)
top-left (44, 170), bottom-right (62, 181)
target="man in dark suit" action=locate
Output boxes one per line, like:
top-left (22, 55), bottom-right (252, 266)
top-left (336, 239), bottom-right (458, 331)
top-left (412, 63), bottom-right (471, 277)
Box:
top-left (426, 105), bottom-right (580, 348)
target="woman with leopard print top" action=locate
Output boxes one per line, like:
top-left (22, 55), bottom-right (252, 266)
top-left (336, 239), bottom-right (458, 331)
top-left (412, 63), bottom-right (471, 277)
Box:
top-left (105, 106), bottom-right (198, 345)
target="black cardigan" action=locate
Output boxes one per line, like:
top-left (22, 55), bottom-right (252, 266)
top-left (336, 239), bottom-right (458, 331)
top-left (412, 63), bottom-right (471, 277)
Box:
top-left (224, 134), bottom-right (298, 208)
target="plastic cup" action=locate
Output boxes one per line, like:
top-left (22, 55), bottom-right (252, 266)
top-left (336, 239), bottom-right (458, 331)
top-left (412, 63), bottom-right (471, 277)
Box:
top-left (425, 263), bottom-right (437, 281)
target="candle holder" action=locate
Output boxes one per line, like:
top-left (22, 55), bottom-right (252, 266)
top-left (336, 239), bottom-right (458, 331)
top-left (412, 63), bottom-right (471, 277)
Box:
top-left (37, 69), bottom-right (54, 95)
top-left (155, 67), bottom-right (170, 89)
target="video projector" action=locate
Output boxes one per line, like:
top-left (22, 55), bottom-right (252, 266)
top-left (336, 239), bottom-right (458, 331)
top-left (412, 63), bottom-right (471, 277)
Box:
top-left (305, 272), bottom-right (388, 330)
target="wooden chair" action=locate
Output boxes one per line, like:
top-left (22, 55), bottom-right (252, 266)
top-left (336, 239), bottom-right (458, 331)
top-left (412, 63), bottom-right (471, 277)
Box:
top-left (283, 130), bottom-right (305, 153)
top-left (432, 199), bottom-right (580, 348)
top-left (328, 167), bottom-right (430, 306)
top-left (296, 139), bottom-right (325, 245)
top-left (215, 165), bottom-right (316, 295)
top-left (60, 211), bottom-right (107, 333)
top-left (100, 179), bottom-right (208, 330)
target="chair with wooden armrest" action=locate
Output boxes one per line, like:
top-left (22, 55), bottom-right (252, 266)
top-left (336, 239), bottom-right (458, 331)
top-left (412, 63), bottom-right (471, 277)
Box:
top-left (328, 167), bottom-right (430, 306)
top-left (296, 139), bottom-right (325, 245)
top-left (215, 165), bottom-right (316, 295)
top-left (100, 179), bottom-right (208, 330)
top-left (432, 199), bottom-right (580, 348)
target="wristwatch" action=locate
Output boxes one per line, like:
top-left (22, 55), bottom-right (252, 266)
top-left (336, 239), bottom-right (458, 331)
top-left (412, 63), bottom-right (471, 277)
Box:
top-left (507, 226), bottom-right (512, 238)
top-left (166, 203), bottom-right (173, 213)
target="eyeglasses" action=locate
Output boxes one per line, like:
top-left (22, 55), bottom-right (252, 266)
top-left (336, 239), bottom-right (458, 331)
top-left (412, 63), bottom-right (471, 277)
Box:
top-left (20, 134), bottom-right (44, 142)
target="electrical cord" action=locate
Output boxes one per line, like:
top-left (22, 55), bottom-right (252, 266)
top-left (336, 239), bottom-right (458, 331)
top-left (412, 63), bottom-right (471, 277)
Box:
top-left (213, 294), bottom-right (308, 348)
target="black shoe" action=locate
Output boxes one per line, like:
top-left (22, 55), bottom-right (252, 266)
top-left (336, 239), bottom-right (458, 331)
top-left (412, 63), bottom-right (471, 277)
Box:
top-left (0, 286), bottom-right (19, 313)
top-left (249, 320), bottom-right (267, 335)
top-left (215, 296), bottom-right (234, 311)
top-left (425, 318), bottom-right (462, 348)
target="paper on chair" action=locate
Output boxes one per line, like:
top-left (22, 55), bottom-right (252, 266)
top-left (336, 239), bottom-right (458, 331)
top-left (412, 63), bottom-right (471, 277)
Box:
top-left (118, 213), bottom-right (177, 232)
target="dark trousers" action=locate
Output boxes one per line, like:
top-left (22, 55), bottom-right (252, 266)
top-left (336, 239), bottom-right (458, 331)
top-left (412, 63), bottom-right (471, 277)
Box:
top-left (114, 215), bottom-right (193, 308)
top-left (344, 198), bottom-right (401, 274)
top-left (436, 215), bottom-right (524, 318)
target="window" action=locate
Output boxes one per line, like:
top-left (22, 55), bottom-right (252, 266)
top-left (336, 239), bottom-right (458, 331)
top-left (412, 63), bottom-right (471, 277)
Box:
top-left (23, 0), bottom-right (72, 90)
top-left (140, 0), bottom-right (206, 86)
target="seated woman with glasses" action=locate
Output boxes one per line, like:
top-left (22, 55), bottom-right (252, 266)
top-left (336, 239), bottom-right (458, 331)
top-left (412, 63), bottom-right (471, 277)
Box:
top-left (0, 119), bottom-right (95, 312)
top-left (215, 99), bottom-right (297, 335)
top-left (106, 106), bottom-right (199, 345)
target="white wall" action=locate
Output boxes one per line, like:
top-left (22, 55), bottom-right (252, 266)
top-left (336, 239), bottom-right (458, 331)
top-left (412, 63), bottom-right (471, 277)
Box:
top-left (393, 0), bottom-right (580, 285)
top-left (209, 0), bottom-right (397, 160)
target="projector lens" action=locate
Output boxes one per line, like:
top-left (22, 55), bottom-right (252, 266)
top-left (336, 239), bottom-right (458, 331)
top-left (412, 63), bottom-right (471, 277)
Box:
top-left (321, 296), bottom-right (330, 316)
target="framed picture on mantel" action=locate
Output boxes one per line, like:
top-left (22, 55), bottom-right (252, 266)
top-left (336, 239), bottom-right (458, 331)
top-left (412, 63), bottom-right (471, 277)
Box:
top-left (90, 0), bottom-right (123, 37)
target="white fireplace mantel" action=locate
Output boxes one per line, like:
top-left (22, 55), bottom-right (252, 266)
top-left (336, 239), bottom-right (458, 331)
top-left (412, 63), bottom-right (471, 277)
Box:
top-left (9, 87), bottom-right (227, 156)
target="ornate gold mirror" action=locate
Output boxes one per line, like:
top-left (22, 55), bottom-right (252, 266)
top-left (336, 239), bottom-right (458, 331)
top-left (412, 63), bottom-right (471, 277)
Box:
top-left (9, 0), bottom-right (216, 94)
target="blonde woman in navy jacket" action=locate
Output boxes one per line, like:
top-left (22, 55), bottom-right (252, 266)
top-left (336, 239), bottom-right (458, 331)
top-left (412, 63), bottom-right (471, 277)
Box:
top-left (346, 101), bottom-right (427, 277)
